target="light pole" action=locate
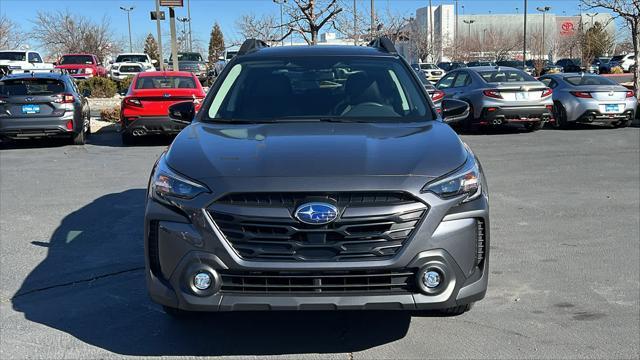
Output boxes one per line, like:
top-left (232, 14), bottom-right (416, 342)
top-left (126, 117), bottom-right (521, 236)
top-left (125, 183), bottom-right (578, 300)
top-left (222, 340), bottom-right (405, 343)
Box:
top-left (536, 6), bottom-right (550, 61)
top-left (523, 0), bottom-right (527, 67)
top-left (186, 0), bottom-right (193, 51)
top-left (120, 6), bottom-right (134, 52)
top-left (463, 19), bottom-right (475, 39)
top-left (273, 0), bottom-right (287, 46)
top-left (371, 0), bottom-right (375, 40)
top-left (353, 0), bottom-right (357, 45)
top-left (455, 0), bottom-right (458, 59)
top-left (154, 0), bottom-right (163, 70)
top-left (482, 28), bottom-right (487, 55)
top-left (585, 13), bottom-right (598, 28)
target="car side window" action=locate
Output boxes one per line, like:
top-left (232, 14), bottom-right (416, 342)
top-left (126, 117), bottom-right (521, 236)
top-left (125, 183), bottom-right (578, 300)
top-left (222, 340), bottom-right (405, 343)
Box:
top-left (437, 73), bottom-right (456, 89)
top-left (540, 78), bottom-right (552, 86)
top-left (28, 52), bottom-right (43, 63)
top-left (453, 72), bottom-right (470, 88)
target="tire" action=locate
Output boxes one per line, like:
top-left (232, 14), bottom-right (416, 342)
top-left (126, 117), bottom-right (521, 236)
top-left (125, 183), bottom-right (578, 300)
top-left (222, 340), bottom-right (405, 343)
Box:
top-left (162, 305), bottom-right (191, 318)
top-left (71, 127), bottom-right (86, 145)
top-left (524, 121), bottom-right (543, 132)
top-left (121, 132), bottom-right (135, 145)
top-left (553, 102), bottom-right (570, 129)
top-left (460, 102), bottom-right (475, 132)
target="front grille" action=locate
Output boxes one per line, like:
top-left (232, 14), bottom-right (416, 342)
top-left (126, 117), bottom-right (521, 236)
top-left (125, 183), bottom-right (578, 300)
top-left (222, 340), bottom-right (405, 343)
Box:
top-left (220, 269), bottom-right (417, 294)
top-left (209, 192), bottom-right (427, 262)
top-left (120, 66), bottom-right (142, 73)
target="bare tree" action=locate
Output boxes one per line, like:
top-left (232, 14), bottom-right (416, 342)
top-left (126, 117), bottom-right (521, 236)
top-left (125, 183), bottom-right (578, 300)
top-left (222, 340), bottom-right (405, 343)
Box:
top-left (581, 0), bottom-right (639, 99)
top-left (282, 0), bottom-right (343, 45)
top-left (30, 11), bottom-right (120, 61)
top-left (334, 2), bottom-right (409, 44)
top-left (0, 15), bottom-right (29, 49)
top-left (235, 14), bottom-right (281, 45)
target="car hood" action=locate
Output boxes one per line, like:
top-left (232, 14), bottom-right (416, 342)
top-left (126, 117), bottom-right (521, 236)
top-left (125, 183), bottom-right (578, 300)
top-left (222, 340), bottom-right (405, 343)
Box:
top-left (165, 121), bottom-right (467, 180)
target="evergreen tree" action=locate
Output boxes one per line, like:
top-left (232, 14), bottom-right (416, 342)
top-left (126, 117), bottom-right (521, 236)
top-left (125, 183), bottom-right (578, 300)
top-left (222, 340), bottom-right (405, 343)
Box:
top-left (144, 34), bottom-right (160, 67)
top-left (208, 23), bottom-right (225, 68)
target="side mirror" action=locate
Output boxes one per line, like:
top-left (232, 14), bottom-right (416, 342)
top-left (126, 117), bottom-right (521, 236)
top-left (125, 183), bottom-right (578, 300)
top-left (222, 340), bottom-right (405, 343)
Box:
top-left (151, 59), bottom-right (158, 64)
top-left (441, 99), bottom-right (469, 123)
top-left (82, 89), bottom-right (91, 97)
top-left (168, 101), bottom-right (195, 125)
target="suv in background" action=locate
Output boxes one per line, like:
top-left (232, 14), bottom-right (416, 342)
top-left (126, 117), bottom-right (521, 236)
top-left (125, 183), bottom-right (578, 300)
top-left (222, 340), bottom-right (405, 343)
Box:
top-left (438, 61), bottom-right (466, 72)
top-left (0, 72), bottom-right (91, 144)
top-left (109, 53), bottom-right (156, 81)
top-left (610, 54), bottom-right (635, 72)
top-left (55, 54), bottom-right (106, 79)
top-left (145, 38), bottom-right (489, 317)
top-left (167, 52), bottom-right (207, 83)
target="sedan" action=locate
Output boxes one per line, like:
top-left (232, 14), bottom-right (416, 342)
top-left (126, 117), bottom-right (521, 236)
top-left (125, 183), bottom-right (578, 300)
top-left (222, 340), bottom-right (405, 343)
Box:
top-left (120, 71), bottom-right (206, 144)
top-left (0, 72), bottom-right (90, 144)
top-left (435, 66), bottom-right (553, 131)
top-left (539, 73), bottom-right (637, 128)
top-left (414, 69), bottom-right (444, 114)
top-left (412, 63), bottom-right (445, 83)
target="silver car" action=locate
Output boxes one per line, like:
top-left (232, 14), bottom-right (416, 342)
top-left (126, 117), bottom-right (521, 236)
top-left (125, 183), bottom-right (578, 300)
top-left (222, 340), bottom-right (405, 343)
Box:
top-left (435, 66), bottom-right (553, 131)
top-left (539, 73), bottom-right (637, 128)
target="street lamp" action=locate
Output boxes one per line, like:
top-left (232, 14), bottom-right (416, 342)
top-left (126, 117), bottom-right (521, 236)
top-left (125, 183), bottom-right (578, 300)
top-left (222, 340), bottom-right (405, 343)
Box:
top-left (273, 0), bottom-right (287, 46)
top-left (177, 17), bottom-right (190, 51)
top-left (463, 19), bottom-right (475, 39)
top-left (585, 13), bottom-right (598, 28)
top-left (536, 6), bottom-right (551, 61)
top-left (119, 6), bottom-right (134, 53)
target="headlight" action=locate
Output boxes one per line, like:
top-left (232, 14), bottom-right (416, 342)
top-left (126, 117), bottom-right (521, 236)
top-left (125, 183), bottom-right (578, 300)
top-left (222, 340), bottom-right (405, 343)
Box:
top-left (151, 155), bottom-right (209, 202)
top-left (422, 149), bottom-right (481, 202)
top-left (85, 68), bottom-right (94, 74)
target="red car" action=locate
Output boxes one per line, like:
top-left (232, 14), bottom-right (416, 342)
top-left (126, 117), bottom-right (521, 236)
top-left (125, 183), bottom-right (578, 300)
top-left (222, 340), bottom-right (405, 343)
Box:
top-left (120, 71), bottom-right (205, 144)
top-left (55, 54), bottom-right (106, 79)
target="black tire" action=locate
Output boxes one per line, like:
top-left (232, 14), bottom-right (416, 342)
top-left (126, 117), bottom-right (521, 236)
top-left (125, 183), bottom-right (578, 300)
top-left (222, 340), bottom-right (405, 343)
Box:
top-left (438, 303), bottom-right (472, 316)
top-left (121, 132), bottom-right (134, 145)
top-left (162, 305), bottom-right (191, 318)
top-left (71, 127), bottom-right (86, 145)
top-left (524, 121), bottom-right (543, 132)
top-left (553, 102), bottom-right (570, 129)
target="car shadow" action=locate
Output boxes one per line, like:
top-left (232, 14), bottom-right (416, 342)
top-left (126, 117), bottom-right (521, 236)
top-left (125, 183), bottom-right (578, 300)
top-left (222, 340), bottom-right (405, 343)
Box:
top-left (86, 132), bottom-right (176, 147)
top-left (11, 189), bottom-right (410, 356)
top-left (0, 137), bottom-right (70, 150)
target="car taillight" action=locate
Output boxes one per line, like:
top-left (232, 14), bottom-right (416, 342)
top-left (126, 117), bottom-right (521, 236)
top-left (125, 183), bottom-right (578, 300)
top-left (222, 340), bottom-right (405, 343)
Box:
top-left (483, 89), bottom-right (503, 99)
top-left (124, 98), bottom-right (142, 107)
top-left (430, 90), bottom-right (445, 102)
top-left (571, 91), bottom-right (592, 98)
top-left (541, 88), bottom-right (553, 97)
top-left (626, 90), bottom-right (635, 98)
top-left (53, 93), bottom-right (75, 103)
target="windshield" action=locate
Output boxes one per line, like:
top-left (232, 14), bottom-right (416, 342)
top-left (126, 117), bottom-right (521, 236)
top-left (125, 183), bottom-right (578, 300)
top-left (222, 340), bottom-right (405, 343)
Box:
top-left (60, 55), bottom-right (94, 65)
top-left (135, 76), bottom-right (196, 89)
top-left (205, 56), bottom-right (431, 123)
top-left (0, 52), bottom-right (26, 61)
top-left (172, 53), bottom-right (203, 62)
top-left (420, 64), bottom-right (438, 70)
top-left (610, 55), bottom-right (624, 62)
top-left (0, 79), bottom-right (65, 95)
top-left (564, 76), bottom-right (617, 86)
top-left (479, 70), bottom-right (536, 83)
top-left (115, 54), bottom-right (148, 63)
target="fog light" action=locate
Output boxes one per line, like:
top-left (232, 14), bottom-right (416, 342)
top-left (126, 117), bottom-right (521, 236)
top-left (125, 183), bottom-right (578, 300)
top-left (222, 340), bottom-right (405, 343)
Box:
top-left (423, 270), bottom-right (441, 288)
top-left (193, 272), bottom-right (212, 290)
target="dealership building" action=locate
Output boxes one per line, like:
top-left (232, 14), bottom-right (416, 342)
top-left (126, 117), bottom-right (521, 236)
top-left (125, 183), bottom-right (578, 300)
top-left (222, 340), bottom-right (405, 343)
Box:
top-left (404, 4), bottom-right (615, 63)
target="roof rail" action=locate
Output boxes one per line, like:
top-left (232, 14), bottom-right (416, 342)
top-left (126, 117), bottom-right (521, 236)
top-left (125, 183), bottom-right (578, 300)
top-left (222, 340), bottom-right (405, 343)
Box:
top-left (367, 36), bottom-right (398, 54)
top-left (237, 39), bottom-right (269, 56)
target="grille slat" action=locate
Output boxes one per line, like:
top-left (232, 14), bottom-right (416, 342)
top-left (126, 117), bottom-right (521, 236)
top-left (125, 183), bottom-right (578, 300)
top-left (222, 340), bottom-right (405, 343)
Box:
top-left (210, 192), bottom-right (427, 262)
top-left (220, 270), bottom-right (416, 294)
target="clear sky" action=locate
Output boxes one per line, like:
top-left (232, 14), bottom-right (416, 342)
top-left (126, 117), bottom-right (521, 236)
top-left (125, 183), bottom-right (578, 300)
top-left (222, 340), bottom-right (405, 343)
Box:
top-left (1, 0), bottom-right (603, 53)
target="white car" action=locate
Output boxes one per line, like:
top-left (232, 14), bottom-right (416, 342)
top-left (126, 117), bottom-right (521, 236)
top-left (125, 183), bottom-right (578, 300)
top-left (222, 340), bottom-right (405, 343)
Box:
top-left (412, 63), bottom-right (445, 83)
top-left (109, 53), bottom-right (156, 81)
top-left (0, 50), bottom-right (54, 75)
top-left (610, 53), bottom-right (635, 72)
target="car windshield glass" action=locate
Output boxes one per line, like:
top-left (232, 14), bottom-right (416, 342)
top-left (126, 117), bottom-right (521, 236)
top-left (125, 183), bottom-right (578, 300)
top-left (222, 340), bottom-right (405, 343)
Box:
top-left (135, 76), bottom-right (196, 89)
top-left (610, 55), bottom-right (624, 62)
top-left (479, 70), bottom-right (536, 83)
top-left (205, 56), bottom-right (431, 123)
top-left (177, 53), bottom-right (203, 61)
top-left (115, 55), bottom-right (148, 63)
top-left (420, 64), bottom-right (438, 69)
top-left (0, 52), bottom-right (26, 61)
top-left (0, 79), bottom-right (65, 95)
top-left (60, 55), bottom-right (94, 65)
top-left (564, 76), bottom-right (618, 86)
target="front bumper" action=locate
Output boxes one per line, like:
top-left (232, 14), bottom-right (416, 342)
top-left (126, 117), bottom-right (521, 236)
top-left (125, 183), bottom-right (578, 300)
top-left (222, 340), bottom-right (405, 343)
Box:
top-left (122, 116), bottom-right (186, 135)
top-left (478, 105), bottom-right (552, 125)
top-left (144, 175), bottom-right (490, 312)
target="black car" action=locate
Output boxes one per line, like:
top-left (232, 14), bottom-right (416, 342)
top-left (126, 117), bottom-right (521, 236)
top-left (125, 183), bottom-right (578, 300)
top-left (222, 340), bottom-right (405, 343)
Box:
top-left (0, 71), bottom-right (90, 144)
top-left (145, 38), bottom-right (489, 317)
top-left (437, 61), bottom-right (467, 72)
top-left (496, 60), bottom-right (534, 75)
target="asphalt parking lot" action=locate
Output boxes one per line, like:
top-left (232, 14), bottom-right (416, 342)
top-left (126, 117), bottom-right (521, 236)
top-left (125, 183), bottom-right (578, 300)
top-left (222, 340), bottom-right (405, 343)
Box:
top-left (1, 125), bottom-right (638, 359)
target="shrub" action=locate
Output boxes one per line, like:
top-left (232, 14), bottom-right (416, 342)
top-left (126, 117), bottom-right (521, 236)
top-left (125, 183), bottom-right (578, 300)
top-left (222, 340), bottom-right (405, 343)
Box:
top-left (78, 77), bottom-right (117, 98)
top-left (116, 77), bottom-right (134, 95)
top-left (610, 66), bottom-right (624, 74)
top-left (100, 106), bottom-right (121, 123)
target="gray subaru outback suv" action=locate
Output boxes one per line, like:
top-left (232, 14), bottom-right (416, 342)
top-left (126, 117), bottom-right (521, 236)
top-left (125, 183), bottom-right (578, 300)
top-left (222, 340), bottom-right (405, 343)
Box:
top-left (145, 38), bottom-right (489, 316)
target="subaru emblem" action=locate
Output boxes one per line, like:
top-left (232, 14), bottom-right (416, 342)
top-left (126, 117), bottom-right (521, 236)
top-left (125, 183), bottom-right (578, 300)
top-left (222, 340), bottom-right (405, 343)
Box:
top-left (294, 202), bottom-right (338, 225)
top-left (163, 93), bottom-right (171, 98)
